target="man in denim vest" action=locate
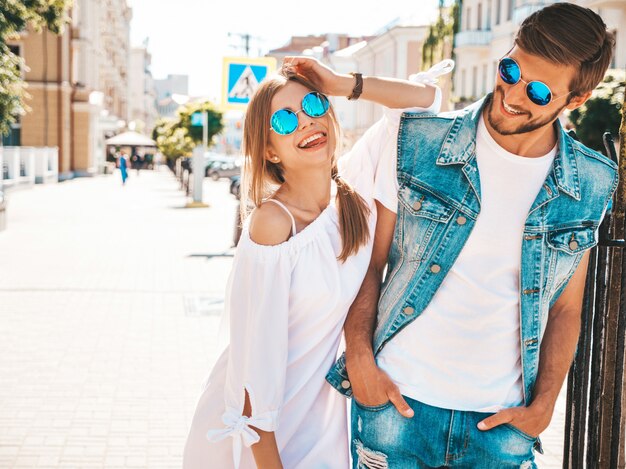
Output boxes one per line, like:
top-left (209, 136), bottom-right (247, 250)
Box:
top-left (288, 3), bottom-right (618, 467)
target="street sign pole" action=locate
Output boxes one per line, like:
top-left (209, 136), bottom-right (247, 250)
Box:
top-left (186, 111), bottom-right (209, 208)
top-left (190, 145), bottom-right (206, 207)
top-left (202, 111), bottom-right (208, 150)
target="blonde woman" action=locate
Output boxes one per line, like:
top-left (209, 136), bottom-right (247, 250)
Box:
top-left (183, 58), bottom-right (453, 469)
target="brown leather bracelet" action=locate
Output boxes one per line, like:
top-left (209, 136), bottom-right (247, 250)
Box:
top-left (347, 72), bottom-right (363, 100)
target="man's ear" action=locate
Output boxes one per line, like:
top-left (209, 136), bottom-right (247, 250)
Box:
top-left (565, 90), bottom-right (593, 111)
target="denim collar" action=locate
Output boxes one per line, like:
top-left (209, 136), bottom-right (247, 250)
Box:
top-left (436, 93), bottom-right (581, 200)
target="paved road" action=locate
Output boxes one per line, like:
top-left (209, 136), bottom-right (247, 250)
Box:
top-left (0, 168), bottom-right (565, 468)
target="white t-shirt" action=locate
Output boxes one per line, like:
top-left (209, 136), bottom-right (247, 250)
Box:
top-left (375, 114), bottom-right (556, 412)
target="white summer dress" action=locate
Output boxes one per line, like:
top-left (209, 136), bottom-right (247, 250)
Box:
top-left (182, 63), bottom-right (450, 469)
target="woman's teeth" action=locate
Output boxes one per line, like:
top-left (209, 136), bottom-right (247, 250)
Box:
top-left (298, 132), bottom-right (325, 148)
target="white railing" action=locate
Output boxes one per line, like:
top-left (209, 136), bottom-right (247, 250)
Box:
top-left (0, 146), bottom-right (59, 189)
top-left (513, 3), bottom-right (550, 26)
top-left (33, 147), bottom-right (59, 184)
top-left (455, 30), bottom-right (493, 48)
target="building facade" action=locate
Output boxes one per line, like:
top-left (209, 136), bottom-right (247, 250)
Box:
top-left (267, 34), bottom-right (368, 62)
top-left (6, 0), bottom-right (133, 178)
top-left (329, 20), bottom-right (453, 145)
top-left (453, 0), bottom-right (626, 104)
top-left (129, 46), bottom-right (158, 135)
top-left (154, 74), bottom-right (189, 118)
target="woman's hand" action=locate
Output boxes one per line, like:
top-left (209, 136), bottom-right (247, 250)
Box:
top-left (282, 56), bottom-right (354, 97)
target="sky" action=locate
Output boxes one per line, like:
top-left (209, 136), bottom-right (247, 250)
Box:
top-left (126, 0), bottom-right (441, 101)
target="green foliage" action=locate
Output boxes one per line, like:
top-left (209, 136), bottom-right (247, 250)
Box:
top-left (152, 102), bottom-right (223, 160)
top-left (422, 0), bottom-right (458, 70)
top-left (0, 0), bottom-right (72, 134)
top-left (178, 101), bottom-right (223, 145)
top-left (568, 71), bottom-right (625, 155)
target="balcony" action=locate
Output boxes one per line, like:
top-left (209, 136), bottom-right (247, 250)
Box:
top-left (455, 30), bottom-right (493, 48)
top-left (513, 2), bottom-right (550, 26)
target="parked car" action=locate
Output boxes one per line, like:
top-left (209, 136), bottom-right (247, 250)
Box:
top-left (229, 175), bottom-right (241, 199)
top-left (203, 152), bottom-right (231, 177)
top-left (207, 157), bottom-right (242, 181)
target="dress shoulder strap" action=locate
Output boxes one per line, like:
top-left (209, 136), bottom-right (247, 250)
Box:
top-left (264, 199), bottom-right (297, 236)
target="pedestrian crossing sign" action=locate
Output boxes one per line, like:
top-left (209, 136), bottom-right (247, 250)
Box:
top-left (221, 57), bottom-right (277, 111)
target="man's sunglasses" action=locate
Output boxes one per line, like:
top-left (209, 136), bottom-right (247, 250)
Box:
top-left (270, 92), bottom-right (330, 135)
top-left (498, 57), bottom-right (569, 106)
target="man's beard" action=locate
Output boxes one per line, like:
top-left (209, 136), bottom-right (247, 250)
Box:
top-left (486, 87), bottom-right (565, 136)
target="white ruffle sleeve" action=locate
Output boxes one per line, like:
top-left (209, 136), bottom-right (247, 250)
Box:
top-left (338, 59), bottom-right (454, 212)
top-left (206, 237), bottom-right (294, 468)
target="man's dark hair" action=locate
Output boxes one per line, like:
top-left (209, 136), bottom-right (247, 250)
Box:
top-left (515, 2), bottom-right (615, 96)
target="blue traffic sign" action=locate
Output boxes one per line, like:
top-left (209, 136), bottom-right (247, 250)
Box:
top-left (221, 57), bottom-right (276, 111)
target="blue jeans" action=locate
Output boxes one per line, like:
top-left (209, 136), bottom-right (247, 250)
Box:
top-left (351, 396), bottom-right (538, 468)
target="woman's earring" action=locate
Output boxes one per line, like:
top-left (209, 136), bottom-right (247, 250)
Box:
top-left (272, 156), bottom-right (280, 163)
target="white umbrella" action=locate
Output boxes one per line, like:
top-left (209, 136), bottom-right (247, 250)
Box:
top-left (105, 131), bottom-right (156, 147)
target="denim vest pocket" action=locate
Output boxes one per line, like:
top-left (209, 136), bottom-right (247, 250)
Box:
top-left (398, 186), bottom-right (454, 222)
top-left (546, 225), bottom-right (597, 254)
top-left (398, 186), bottom-right (454, 263)
top-left (545, 225), bottom-right (597, 304)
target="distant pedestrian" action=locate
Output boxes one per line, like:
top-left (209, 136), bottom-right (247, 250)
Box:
top-left (132, 153), bottom-right (143, 176)
top-left (119, 153), bottom-right (129, 185)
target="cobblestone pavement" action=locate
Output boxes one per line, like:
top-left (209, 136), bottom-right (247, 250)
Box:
top-left (0, 168), bottom-right (565, 468)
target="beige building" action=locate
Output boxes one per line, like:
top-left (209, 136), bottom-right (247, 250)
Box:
top-left (267, 34), bottom-right (368, 62)
top-left (264, 20), bottom-right (453, 144)
top-left (129, 46), bottom-right (158, 134)
top-left (454, 0), bottom-right (626, 104)
top-left (154, 74), bottom-right (190, 118)
top-left (6, 0), bottom-right (132, 179)
top-left (326, 19), bottom-right (453, 144)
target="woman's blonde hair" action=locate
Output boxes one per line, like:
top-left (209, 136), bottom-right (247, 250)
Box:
top-left (241, 71), bottom-right (370, 262)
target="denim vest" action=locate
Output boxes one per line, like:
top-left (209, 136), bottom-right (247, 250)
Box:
top-left (327, 95), bottom-right (618, 406)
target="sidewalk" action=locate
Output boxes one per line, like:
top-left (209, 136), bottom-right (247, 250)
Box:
top-left (0, 168), bottom-right (237, 468)
top-left (0, 168), bottom-right (565, 468)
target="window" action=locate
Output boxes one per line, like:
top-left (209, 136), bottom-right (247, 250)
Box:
top-left (467, 7), bottom-right (472, 30)
top-left (461, 69), bottom-right (466, 98)
top-left (4, 44), bottom-right (22, 146)
top-left (507, 0), bottom-right (514, 21)
top-left (2, 127), bottom-right (20, 146)
top-left (611, 29), bottom-right (617, 68)
top-left (472, 66), bottom-right (478, 98)
top-left (496, 0), bottom-right (501, 25)
top-left (477, 3), bottom-right (483, 30)
top-left (487, 0), bottom-right (492, 29)
top-left (482, 64), bottom-right (488, 94)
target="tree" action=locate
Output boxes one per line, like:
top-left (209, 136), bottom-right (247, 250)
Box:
top-left (568, 71), bottom-right (625, 155)
top-left (0, 0), bottom-right (72, 135)
top-left (422, 0), bottom-right (460, 70)
top-left (152, 118), bottom-right (194, 161)
top-left (178, 101), bottom-right (223, 145)
top-left (152, 101), bottom-right (223, 162)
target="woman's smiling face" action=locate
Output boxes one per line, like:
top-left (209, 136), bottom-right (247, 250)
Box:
top-left (267, 81), bottom-right (335, 170)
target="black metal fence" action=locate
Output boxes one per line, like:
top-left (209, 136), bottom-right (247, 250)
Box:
top-left (564, 132), bottom-right (626, 468)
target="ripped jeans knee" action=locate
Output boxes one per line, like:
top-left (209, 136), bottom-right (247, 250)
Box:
top-left (354, 439), bottom-right (389, 469)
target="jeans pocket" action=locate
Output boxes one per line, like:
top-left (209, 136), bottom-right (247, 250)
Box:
top-left (504, 423), bottom-right (537, 442)
top-left (353, 398), bottom-right (393, 412)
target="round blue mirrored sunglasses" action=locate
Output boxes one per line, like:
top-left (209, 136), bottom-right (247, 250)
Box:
top-left (270, 92), bottom-right (330, 135)
top-left (498, 57), bottom-right (569, 106)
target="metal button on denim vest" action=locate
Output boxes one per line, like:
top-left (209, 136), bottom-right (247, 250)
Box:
top-left (326, 95), bottom-right (618, 406)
